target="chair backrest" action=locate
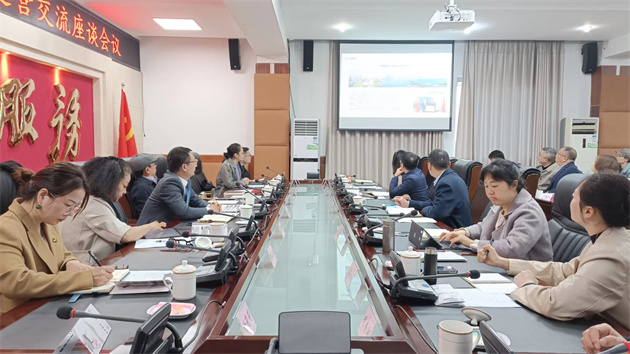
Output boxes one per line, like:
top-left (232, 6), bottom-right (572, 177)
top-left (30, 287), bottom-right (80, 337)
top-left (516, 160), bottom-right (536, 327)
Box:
top-left (419, 156), bottom-right (428, 177)
top-left (548, 174), bottom-right (589, 262)
top-left (117, 195), bottom-right (137, 225)
top-left (519, 166), bottom-right (541, 198)
top-left (0, 169), bottom-right (16, 215)
top-left (452, 159), bottom-right (483, 202)
top-left (155, 155), bottom-right (168, 179)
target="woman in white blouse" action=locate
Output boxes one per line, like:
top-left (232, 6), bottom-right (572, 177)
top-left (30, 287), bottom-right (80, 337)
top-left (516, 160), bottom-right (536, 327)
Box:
top-left (61, 157), bottom-right (165, 264)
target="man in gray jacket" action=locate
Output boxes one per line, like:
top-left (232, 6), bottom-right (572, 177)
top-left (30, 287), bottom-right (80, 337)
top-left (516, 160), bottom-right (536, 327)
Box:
top-left (536, 147), bottom-right (560, 191)
top-left (138, 147), bottom-right (220, 225)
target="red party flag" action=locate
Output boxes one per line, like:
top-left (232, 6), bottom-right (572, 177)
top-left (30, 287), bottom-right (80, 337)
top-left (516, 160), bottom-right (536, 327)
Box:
top-left (117, 89), bottom-right (137, 158)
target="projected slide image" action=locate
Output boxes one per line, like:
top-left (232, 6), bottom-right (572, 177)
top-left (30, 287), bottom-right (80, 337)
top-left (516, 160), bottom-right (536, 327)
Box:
top-left (349, 76), bottom-right (447, 88)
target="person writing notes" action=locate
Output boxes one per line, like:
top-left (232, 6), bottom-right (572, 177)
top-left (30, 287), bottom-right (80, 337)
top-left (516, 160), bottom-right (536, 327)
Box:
top-left (440, 159), bottom-right (553, 261)
top-left (582, 323), bottom-right (629, 354)
top-left (388, 152), bottom-right (430, 203)
top-left (0, 163), bottom-right (113, 314)
top-left (62, 157), bottom-right (166, 264)
top-left (478, 172), bottom-right (630, 329)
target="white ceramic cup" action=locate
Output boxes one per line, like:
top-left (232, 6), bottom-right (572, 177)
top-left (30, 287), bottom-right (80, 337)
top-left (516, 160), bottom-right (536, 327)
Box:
top-left (244, 194), bottom-right (255, 205)
top-left (195, 236), bottom-right (212, 248)
top-left (163, 260), bottom-right (197, 301)
top-left (240, 205), bottom-right (253, 219)
top-left (269, 180), bottom-right (280, 186)
top-left (399, 246), bottom-right (422, 275)
top-left (352, 196), bottom-right (365, 205)
top-left (438, 320), bottom-right (480, 354)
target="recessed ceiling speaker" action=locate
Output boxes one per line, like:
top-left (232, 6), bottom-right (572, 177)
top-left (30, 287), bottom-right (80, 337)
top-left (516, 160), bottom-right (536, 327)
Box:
top-left (229, 39), bottom-right (241, 70)
top-left (581, 42), bottom-right (598, 74)
top-left (303, 40), bottom-right (314, 72)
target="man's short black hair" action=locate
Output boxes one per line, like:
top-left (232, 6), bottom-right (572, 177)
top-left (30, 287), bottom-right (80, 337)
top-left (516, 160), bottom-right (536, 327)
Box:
top-left (427, 149), bottom-right (450, 170)
top-left (400, 152), bottom-right (419, 171)
top-left (167, 146), bottom-right (192, 173)
top-left (488, 150), bottom-right (505, 160)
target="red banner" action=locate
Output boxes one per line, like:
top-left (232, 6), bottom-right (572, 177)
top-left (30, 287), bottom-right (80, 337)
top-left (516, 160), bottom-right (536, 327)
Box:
top-left (117, 89), bottom-right (137, 158)
top-left (0, 53), bottom-right (94, 172)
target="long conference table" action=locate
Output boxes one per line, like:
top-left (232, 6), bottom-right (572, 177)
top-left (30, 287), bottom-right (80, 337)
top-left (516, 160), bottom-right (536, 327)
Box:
top-left (0, 179), bottom-right (625, 353)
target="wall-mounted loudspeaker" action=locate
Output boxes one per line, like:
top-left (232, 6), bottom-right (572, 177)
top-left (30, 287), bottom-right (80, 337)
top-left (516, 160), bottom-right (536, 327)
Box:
top-left (229, 39), bottom-right (241, 70)
top-left (581, 42), bottom-right (598, 74)
top-left (303, 40), bottom-right (314, 72)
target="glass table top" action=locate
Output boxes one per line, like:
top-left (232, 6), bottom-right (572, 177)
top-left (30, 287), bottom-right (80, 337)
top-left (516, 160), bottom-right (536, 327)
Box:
top-left (225, 183), bottom-right (395, 336)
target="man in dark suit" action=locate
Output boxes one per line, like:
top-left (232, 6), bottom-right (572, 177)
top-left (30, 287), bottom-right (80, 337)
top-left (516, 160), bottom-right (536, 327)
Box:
top-left (394, 149), bottom-right (472, 229)
top-left (545, 146), bottom-right (582, 193)
top-left (388, 152), bottom-right (430, 203)
top-left (127, 153), bottom-right (159, 218)
top-left (137, 147), bottom-right (220, 225)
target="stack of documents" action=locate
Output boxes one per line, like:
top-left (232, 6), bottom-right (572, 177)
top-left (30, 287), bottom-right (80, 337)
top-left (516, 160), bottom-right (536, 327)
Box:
top-left (386, 206), bottom-right (416, 215)
top-left (70, 269), bottom-right (130, 294)
top-left (464, 273), bottom-right (518, 294)
top-left (432, 284), bottom-right (519, 307)
top-left (367, 191), bottom-right (390, 199)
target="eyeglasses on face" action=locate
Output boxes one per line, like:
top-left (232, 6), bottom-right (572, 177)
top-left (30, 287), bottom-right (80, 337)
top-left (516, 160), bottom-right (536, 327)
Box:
top-left (48, 192), bottom-right (82, 216)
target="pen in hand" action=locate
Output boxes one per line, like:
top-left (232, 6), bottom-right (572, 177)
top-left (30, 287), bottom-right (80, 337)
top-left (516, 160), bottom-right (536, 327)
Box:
top-left (484, 239), bottom-right (495, 259)
top-left (88, 250), bottom-right (102, 267)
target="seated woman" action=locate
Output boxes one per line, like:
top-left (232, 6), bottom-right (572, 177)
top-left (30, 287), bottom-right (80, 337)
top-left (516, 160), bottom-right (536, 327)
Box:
top-left (189, 152), bottom-right (215, 195)
top-left (440, 159), bottom-right (553, 261)
top-left (239, 147), bottom-right (252, 180)
top-left (591, 155), bottom-right (620, 173)
top-left (479, 172), bottom-right (630, 329)
top-left (214, 143), bottom-right (250, 197)
top-left (0, 162), bottom-right (113, 314)
top-left (61, 157), bottom-right (165, 264)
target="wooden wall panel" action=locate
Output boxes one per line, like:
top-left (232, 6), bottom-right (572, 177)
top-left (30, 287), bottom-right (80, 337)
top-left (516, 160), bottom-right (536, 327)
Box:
top-left (594, 68), bottom-right (630, 156)
top-left (600, 76), bottom-right (630, 112)
top-left (256, 63), bottom-right (271, 74)
top-left (254, 110), bottom-right (290, 145)
top-left (254, 74), bottom-right (290, 110)
top-left (253, 145), bottom-right (290, 178)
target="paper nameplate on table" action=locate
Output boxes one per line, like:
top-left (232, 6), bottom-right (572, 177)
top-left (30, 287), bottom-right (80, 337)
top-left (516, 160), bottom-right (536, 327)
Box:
top-left (396, 217), bottom-right (438, 223)
top-left (55, 304), bottom-right (111, 354)
top-left (334, 225), bottom-right (343, 242)
top-left (385, 207), bottom-right (416, 215)
top-left (357, 306), bottom-right (378, 337)
top-left (235, 302), bottom-right (257, 335)
top-left (344, 262), bottom-right (358, 290)
top-left (266, 245), bottom-right (278, 268)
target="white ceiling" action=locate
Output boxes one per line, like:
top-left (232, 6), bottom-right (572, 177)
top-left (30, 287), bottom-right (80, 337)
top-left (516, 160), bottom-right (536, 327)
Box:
top-left (75, 0), bottom-right (630, 57)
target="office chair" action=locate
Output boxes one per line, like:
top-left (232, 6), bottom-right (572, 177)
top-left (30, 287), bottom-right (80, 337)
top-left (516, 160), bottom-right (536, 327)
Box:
top-left (518, 166), bottom-right (541, 198)
top-left (265, 311), bottom-right (351, 354)
top-left (155, 155), bottom-right (168, 179)
top-left (548, 174), bottom-right (590, 263)
top-left (451, 159), bottom-right (483, 202)
top-left (0, 169), bottom-right (16, 215)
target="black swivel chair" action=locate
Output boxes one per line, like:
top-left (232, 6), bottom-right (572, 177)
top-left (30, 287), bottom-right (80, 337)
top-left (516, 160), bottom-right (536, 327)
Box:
top-left (0, 169), bottom-right (16, 215)
top-left (451, 159), bottom-right (483, 202)
top-left (519, 166), bottom-right (541, 198)
top-left (155, 155), bottom-right (168, 179)
top-left (548, 174), bottom-right (590, 263)
top-left (266, 311), bottom-right (351, 354)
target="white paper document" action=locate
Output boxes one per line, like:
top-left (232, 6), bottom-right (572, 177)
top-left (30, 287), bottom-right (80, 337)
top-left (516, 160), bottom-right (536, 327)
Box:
top-left (418, 250), bottom-right (466, 262)
top-left (119, 270), bottom-right (170, 284)
top-left (386, 207), bottom-right (416, 215)
top-left (454, 289), bottom-right (520, 308)
top-left (135, 238), bottom-right (169, 249)
top-left (397, 217), bottom-right (438, 223)
top-left (464, 273), bottom-right (518, 294)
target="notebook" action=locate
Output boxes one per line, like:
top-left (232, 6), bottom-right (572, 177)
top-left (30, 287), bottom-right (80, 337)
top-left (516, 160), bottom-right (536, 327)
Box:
top-left (70, 269), bottom-right (130, 294)
top-left (463, 273), bottom-right (517, 294)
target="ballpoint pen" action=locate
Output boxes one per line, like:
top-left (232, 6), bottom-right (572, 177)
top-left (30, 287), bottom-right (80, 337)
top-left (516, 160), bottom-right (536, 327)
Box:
top-left (484, 239), bottom-right (495, 259)
top-left (88, 250), bottom-right (102, 267)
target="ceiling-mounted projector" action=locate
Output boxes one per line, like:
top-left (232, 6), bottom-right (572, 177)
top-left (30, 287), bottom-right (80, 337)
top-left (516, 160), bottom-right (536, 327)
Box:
top-left (429, 1), bottom-right (475, 31)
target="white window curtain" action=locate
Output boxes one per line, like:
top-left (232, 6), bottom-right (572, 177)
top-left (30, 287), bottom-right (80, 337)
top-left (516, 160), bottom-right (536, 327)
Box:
top-left (324, 42), bottom-right (443, 187)
top-left (455, 41), bottom-right (564, 167)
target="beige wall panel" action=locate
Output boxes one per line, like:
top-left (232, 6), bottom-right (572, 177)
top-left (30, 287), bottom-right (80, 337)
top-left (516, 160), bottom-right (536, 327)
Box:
top-left (254, 74), bottom-right (290, 110)
top-left (254, 110), bottom-right (290, 146)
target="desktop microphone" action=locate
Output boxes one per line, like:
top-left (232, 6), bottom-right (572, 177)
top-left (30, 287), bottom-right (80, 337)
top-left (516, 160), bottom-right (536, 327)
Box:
top-left (266, 166), bottom-right (285, 179)
top-left (600, 342), bottom-right (630, 354)
top-left (57, 306), bottom-right (183, 352)
top-left (363, 211), bottom-right (419, 236)
top-left (391, 270), bottom-right (481, 293)
top-left (235, 183), bottom-right (268, 212)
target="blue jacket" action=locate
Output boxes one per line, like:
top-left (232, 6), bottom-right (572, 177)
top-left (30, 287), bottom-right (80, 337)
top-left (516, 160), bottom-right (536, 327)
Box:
top-left (389, 168), bottom-right (430, 202)
top-left (128, 177), bottom-right (156, 219)
top-left (545, 162), bottom-right (582, 193)
top-left (410, 169), bottom-right (472, 229)
top-left (137, 172), bottom-right (209, 225)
